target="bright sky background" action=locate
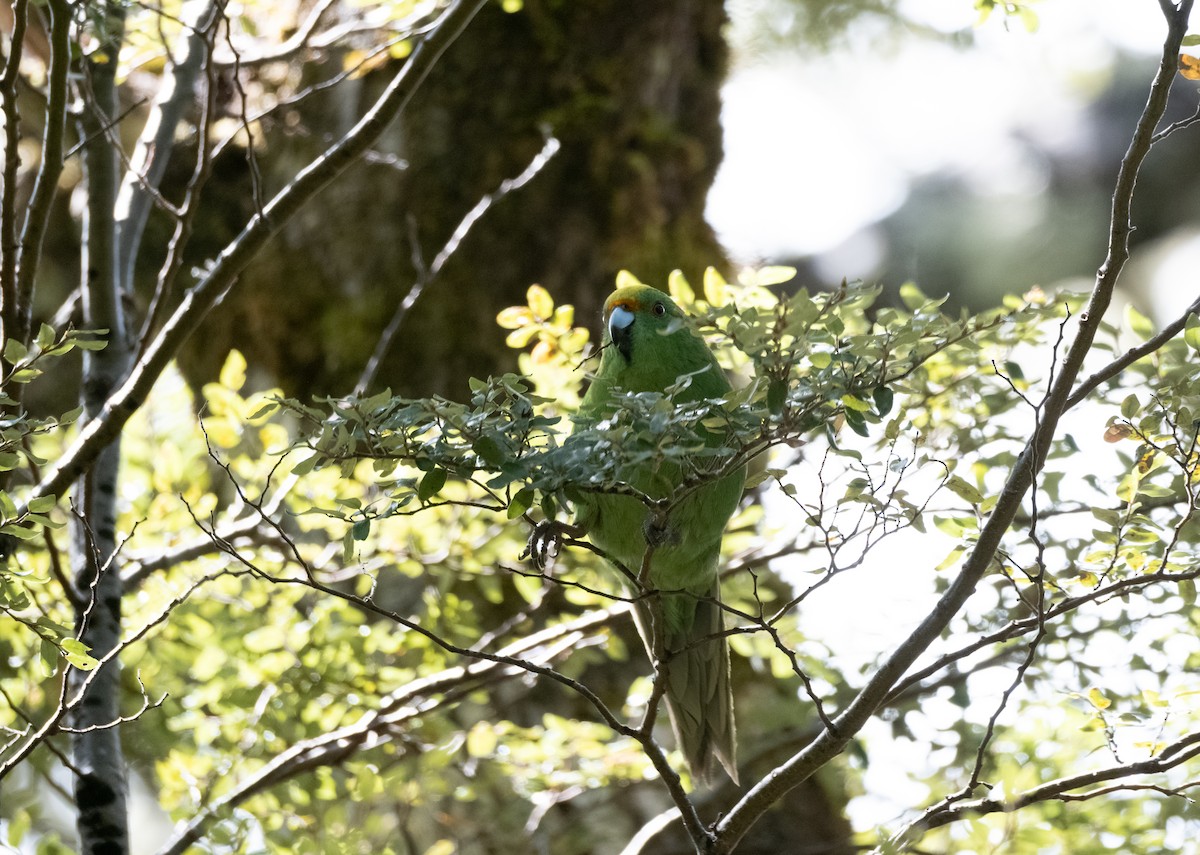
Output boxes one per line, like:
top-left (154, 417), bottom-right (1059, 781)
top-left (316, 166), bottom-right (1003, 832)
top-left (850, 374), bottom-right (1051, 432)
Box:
top-left (710, 0), bottom-right (1172, 270)
top-left (710, 1), bottom-right (1199, 841)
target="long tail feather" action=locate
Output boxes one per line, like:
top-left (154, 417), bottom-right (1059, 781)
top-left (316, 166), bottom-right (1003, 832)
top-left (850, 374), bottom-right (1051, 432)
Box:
top-left (635, 583), bottom-right (738, 785)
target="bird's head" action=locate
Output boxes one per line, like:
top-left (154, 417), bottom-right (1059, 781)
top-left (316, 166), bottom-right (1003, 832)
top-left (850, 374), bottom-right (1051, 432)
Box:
top-left (602, 285), bottom-right (684, 364)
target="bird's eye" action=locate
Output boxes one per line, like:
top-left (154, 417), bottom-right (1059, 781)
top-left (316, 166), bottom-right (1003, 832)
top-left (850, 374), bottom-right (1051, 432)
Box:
top-left (653, 302), bottom-right (666, 316)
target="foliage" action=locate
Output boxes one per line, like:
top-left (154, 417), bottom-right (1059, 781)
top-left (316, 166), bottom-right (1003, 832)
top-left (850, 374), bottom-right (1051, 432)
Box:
top-left (5, 0), bottom-right (1200, 853)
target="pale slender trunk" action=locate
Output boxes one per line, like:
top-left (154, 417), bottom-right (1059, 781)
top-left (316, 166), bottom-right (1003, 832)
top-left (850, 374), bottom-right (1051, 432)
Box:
top-left (69, 9), bottom-right (132, 853)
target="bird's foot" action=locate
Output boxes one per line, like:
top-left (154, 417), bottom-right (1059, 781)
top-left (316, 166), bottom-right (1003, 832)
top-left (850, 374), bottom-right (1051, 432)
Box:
top-left (643, 514), bottom-right (679, 548)
top-left (522, 520), bottom-right (588, 570)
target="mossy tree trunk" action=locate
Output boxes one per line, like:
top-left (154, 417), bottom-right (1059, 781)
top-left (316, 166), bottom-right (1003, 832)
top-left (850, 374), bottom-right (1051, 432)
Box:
top-left (179, 0), bottom-right (729, 397)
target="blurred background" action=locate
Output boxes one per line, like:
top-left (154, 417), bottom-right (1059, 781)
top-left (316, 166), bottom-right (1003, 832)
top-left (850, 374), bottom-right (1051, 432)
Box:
top-left (10, 0), bottom-right (1200, 851)
top-left (711, 0), bottom-right (1200, 318)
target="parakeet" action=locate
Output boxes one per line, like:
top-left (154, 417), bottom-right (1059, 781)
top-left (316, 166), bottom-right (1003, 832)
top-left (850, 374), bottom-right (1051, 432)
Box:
top-left (572, 283), bottom-right (745, 785)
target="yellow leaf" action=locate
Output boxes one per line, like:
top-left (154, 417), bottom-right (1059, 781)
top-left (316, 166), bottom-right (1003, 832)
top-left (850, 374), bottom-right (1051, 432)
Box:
top-left (1142, 689), bottom-right (1169, 708)
top-left (615, 270), bottom-right (643, 290)
top-left (667, 269), bottom-right (694, 304)
top-left (1181, 54), bottom-right (1200, 80)
top-left (841, 394), bottom-right (872, 412)
top-left (530, 339), bottom-right (555, 364)
top-left (505, 326), bottom-right (538, 348)
top-left (466, 723), bottom-right (497, 758)
top-left (703, 266), bottom-right (729, 307)
top-left (219, 349), bottom-right (247, 392)
top-left (203, 418), bottom-right (241, 449)
top-left (526, 284), bottom-right (554, 320)
top-left (496, 306), bottom-right (532, 329)
top-left (1087, 687), bottom-right (1112, 710)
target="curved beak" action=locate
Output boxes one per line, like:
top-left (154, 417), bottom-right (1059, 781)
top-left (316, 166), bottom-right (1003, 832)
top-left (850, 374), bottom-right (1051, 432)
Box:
top-left (608, 305), bottom-right (635, 361)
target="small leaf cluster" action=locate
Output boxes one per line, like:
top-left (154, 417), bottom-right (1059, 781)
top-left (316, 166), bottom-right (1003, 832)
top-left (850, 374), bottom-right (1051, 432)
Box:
top-left (279, 271), bottom-right (1055, 546)
top-left (0, 327), bottom-right (110, 676)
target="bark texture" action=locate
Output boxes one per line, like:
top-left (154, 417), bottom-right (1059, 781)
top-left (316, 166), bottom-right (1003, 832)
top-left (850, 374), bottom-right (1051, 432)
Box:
top-left (175, 0), bottom-right (729, 397)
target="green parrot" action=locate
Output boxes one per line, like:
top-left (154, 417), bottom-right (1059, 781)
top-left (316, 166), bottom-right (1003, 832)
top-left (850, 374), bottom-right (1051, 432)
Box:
top-left (563, 283), bottom-right (745, 785)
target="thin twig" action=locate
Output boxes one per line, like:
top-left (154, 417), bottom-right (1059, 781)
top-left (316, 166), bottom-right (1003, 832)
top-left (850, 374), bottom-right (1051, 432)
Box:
top-left (710, 4), bottom-right (1195, 850)
top-left (28, 0), bottom-right (492, 507)
top-left (354, 133), bottom-right (561, 395)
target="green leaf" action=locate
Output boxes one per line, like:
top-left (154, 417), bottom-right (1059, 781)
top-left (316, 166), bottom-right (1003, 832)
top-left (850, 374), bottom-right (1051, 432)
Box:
top-left (351, 519), bottom-right (371, 541)
top-left (472, 434), bottom-right (506, 467)
top-left (27, 495), bottom-right (57, 514)
top-left (1186, 314), bottom-right (1200, 350)
top-left (934, 546), bottom-right (965, 572)
top-left (40, 639), bottom-right (58, 676)
top-left (703, 267), bottom-right (729, 306)
top-left (61, 639), bottom-right (98, 671)
top-left (7, 808), bottom-right (30, 846)
top-left (1125, 304), bottom-right (1154, 340)
top-left (767, 379), bottom-right (787, 415)
top-left (3, 338), bottom-right (27, 364)
top-left (36, 323), bottom-right (55, 350)
top-left (752, 265), bottom-right (797, 287)
top-left (898, 282), bottom-right (926, 311)
top-left (246, 400), bottom-right (279, 421)
top-left (944, 475), bottom-right (983, 506)
top-left (1120, 394), bottom-right (1141, 419)
top-left (743, 469), bottom-right (773, 489)
top-left (466, 723), bottom-right (498, 758)
top-left (873, 386), bottom-right (894, 415)
top-left (418, 468), bottom-right (448, 502)
top-left (507, 487), bottom-right (534, 520)
top-left (843, 407), bottom-right (869, 437)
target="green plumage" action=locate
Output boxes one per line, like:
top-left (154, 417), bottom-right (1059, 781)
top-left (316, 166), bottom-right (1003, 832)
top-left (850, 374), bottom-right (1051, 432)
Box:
top-left (576, 284), bottom-right (744, 785)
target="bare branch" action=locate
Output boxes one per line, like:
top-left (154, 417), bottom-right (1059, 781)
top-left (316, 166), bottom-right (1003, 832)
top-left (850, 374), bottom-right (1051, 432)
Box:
top-left (12, 0), bottom-right (71, 349)
top-left (355, 132), bottom-right (561, 394)
top-left (1067, 293), bottom-right (1200, 409)
top-left (710, 4), bottom-right (1195, 850)
top-left (115, 0), bottom-right (223, 296)
top-left (29, 0), bottom-right (491, 506)
top-left (210, 0), bottom-right (337, 67)
top-left (155, 604), bottom-right (621, 855)
top-left (0, 0), bottom-right (28, 335)
top-left (888, 730), bottom-right (1200, 846)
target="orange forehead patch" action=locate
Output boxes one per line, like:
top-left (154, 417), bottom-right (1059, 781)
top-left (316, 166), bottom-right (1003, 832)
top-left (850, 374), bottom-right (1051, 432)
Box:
top-left (603, 286), bottom-right (653, 317)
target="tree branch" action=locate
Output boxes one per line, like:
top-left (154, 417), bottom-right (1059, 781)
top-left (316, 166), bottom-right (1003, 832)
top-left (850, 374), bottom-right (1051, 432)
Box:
top-left (355, 132), bottom-right (561, 395)
top-left (155, 606), bottom-right (620, 855)
top-left (892, 730), bottom-right (1200, 843)
top-left (29, 0), bottom-right (490, 505)
top-left (115, 0), bottom-right (222, 296)
top-left (0, 0), bottom-right (28, 339)
top-left (12, 0), bottom-right (70, 349)
top-left (709, 4), bottom-right (1195, 850)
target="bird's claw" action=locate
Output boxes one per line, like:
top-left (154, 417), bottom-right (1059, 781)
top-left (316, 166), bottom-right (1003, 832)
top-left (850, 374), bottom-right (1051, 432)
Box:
top-left (643, 514), bottom-right (678, 548)
top-left (523, 520), bottom-right (586, 570)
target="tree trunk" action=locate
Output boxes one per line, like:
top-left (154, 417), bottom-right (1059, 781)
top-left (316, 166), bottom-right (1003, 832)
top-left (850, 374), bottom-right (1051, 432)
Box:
top-left (69, 11), bottom-right (133, 853)
top-left (177, 0), bottom-right (730, 398)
